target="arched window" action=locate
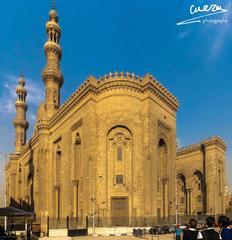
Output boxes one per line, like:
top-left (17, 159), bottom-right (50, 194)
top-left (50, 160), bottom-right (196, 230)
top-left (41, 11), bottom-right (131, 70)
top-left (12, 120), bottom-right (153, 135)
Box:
top-left (177, 174), bottom-right (186, 214)
top-left (158, 138), bottom-right (168, 177)
top-left (110, 132), bottom-right (129, 162)
top-left (108, 126), bottom-right (131, 186)
top-left (192, 171), bottom-right (204, 213)
top-left (157, 138), bottom-right (168, 192)
top-left (75, 133), bottom-right (81, 145)
top-left (117, 147), bottom-right (122, 161)
top-left (56, 145), bottom-right (61, 185)
top-left (74, 133), bottom-right (82, 180)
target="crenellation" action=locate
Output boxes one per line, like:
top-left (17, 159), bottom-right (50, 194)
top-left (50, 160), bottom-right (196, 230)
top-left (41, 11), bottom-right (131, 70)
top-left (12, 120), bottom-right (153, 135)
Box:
top-left (176, 136), bottom-right (226, 216)
top-left (177, 136), bottom-right (227, 156)
top-left (48, 71), bottom-right (178, 127)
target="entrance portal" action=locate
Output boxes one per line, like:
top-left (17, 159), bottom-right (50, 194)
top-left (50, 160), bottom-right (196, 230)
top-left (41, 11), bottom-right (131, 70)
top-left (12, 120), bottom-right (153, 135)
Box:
top-left (111, 197), bottom-right (129, 226)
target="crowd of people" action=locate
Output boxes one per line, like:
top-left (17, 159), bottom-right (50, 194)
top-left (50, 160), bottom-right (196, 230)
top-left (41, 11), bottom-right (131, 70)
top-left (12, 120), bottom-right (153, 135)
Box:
top-left (176, 215), bottom-right (232, 240)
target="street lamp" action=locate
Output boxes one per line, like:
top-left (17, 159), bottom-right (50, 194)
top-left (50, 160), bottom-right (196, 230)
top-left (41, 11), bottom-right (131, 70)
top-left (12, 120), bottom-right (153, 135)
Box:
top-left (0, 151), bottom-right (8, 232)
top-left (175, 174), bottom-right (178, 225)
top-left (97, 201), bottom-right (105, 227)
top-left (87, 156), bottom-right (96, 236)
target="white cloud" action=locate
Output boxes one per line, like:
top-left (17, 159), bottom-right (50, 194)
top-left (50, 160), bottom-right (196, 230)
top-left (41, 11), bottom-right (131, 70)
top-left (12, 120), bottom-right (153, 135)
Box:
top-left (28, 112), bottom-right (36, 122)
top-left (0, 73), bottom-right (44, 115)
top-left (178, 30), bottom-right (190, 39)
top-left (210, 2), bottom-right (232, 57)
top-left (176, 138), bottom-right (182, 148)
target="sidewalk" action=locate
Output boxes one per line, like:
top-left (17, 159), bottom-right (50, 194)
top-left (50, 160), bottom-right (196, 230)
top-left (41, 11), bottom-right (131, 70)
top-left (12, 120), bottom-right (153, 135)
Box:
top-left (73, 233), bottom-right (175, 240)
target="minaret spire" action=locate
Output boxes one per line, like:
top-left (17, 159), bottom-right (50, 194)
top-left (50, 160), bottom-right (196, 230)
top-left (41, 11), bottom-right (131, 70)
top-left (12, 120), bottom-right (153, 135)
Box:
top-left (42, 4), bottom-right (63, 119)
top-left (13, 75), bottom-right (29, 153)
top-left (52, 0), bottom-right (56, 9)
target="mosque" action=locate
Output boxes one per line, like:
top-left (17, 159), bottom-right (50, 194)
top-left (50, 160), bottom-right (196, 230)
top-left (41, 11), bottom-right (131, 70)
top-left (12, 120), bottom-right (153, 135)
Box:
top-left (5, 3), bottom-right (226, 233)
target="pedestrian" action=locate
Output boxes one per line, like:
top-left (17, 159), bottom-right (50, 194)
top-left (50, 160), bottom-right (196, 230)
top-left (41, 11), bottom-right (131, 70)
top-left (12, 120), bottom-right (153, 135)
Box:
top-left (229, 219), bottom-right (232, 229)
top-left (183, 218), bottom-right (198, 240)
top-left (0, 225), bottom-right (6, 237)
top-left (218, 215), bottom-right (232, 240)
top-left (175, 224), bottom-right (182, 240)
top-left (197, 216), bottom-right (220, 240)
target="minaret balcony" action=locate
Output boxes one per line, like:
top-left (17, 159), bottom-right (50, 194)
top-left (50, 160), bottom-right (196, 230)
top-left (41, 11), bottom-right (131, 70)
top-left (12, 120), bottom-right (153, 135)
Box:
top-left (15, 100), bottom-right (27, 109)
top-left (13, 119), bottom-right (28, 128)
top-left (44, 41), bottom-right (62, 56)
top-left (46, 21), bottom-right (60, 32)
top-left (42, 67), bottom-right (63, 86)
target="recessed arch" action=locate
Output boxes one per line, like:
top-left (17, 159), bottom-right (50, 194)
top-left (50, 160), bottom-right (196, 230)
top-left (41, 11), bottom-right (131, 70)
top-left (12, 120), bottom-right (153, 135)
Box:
top-left (177, 173), bottom-right (187, 215)
top-left (157, 136), bottom-right (170, 218)
top-left (191, 170), bottom-right (204, 215)
top-left (177, 173), bottom-right (186, 181)
top-left (192, 170), bottom-right (203, 180)
top-left (107, 126), bottom-right (132, 226)
top-left (107, 125), bottom-right (132, 137)
top-left (158, 138), bottom-right (166, 147)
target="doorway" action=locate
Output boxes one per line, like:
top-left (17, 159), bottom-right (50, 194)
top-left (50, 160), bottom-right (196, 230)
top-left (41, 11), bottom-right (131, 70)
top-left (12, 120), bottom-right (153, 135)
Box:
top-left (111, 197), bottom-right (129, 226)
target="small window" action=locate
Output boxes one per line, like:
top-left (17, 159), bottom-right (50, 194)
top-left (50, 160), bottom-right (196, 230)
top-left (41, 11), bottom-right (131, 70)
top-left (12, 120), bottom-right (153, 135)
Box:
top-left (181, 197), bottom-right (185, 203)
top-left (117, 148), bottom-right (122, 161)
top-left (75, 133), bottom-right (81, 145)
top-left (56, 144), bottom-right (61, 156)
top-left (116, 175), bottom-right (123, 184)
top-left (197, 195), bottom-right (202, 203)
top-left (56, 151), bottom-right (61, 157)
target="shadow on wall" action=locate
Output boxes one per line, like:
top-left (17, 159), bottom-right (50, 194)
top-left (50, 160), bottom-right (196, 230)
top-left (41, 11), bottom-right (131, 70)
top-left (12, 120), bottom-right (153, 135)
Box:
top-left (0, 158), bottom-right (5, 207)
top-left (9, 139), bottom-right (35, 213)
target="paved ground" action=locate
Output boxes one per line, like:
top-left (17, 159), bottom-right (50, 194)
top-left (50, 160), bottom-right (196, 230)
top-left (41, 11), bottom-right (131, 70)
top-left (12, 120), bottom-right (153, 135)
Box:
top-left (73, 234), bottom-right (175, 240)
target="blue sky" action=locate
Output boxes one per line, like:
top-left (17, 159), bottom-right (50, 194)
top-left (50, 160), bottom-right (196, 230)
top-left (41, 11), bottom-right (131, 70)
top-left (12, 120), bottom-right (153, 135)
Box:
top-left (0, 0), bottom-right (232, 207)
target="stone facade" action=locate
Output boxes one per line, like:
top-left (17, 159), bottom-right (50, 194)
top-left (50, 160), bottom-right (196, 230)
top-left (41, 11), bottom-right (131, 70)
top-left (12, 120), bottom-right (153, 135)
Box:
top-left (176, 137), bottom-right (226, 217)
top-left (5, 5), bottom-right (227, 231)
top-left (6, 72), bottom-right (179, 227)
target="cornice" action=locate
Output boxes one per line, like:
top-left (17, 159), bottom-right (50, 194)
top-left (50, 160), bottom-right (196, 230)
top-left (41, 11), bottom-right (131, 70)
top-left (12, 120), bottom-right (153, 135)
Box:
top-left (70, 119), bottom-right (83, 132)
top-left (177, 136), bottom-right (227, 156)
top-left (48, 72), bottom-right (179, 128)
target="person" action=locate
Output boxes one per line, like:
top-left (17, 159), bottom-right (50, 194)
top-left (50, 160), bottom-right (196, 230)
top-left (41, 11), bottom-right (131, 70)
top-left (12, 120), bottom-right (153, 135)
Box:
top-left (183, 218), bottom-right (198, 240)
top-left (27, 224), bottom-right (31, 240)
top-left (218, 215), bottom-right (232, 240)
top-left (175, 224), bottom-right (182, 240)
top-left (0, 225), bottom-right (6, 237)
top-left (197, 216), bottom-right (220, 240)
top-left (230, 219), bottom-right (232, 229)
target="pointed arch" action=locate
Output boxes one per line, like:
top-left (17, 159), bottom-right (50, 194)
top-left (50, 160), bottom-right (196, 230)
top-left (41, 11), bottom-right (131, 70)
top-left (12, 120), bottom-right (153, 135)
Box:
top-left (177, 173), bottom-right (187, 215)
top-left (191, 170), bottom-right (204, 215)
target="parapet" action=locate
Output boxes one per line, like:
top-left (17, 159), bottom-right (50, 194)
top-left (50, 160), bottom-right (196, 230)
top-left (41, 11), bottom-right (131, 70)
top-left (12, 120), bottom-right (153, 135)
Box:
top-left (177, 136), bottom-right (227, 156)
top-left (49, 72), bottom-right (179, 126)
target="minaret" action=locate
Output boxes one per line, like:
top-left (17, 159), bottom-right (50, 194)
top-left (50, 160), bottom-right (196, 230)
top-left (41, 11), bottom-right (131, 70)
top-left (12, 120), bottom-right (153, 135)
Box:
top-left (42, 3), bottom-right (63, 119)
top-left (13, 75), bottom-right (29, 153)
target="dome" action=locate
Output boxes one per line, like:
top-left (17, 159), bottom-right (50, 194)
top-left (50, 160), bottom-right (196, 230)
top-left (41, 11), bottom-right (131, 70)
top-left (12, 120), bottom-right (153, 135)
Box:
top-left (16, 85), bottom-right (27, 94)
top-left (49, 9), bottom-right (58, 21)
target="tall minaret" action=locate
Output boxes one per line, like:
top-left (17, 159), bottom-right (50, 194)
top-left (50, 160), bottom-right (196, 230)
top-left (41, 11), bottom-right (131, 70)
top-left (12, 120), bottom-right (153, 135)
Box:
top-left (13, 75), bottom-right (29, 153)
top-left (42, 3), bottom-right (63, 119)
